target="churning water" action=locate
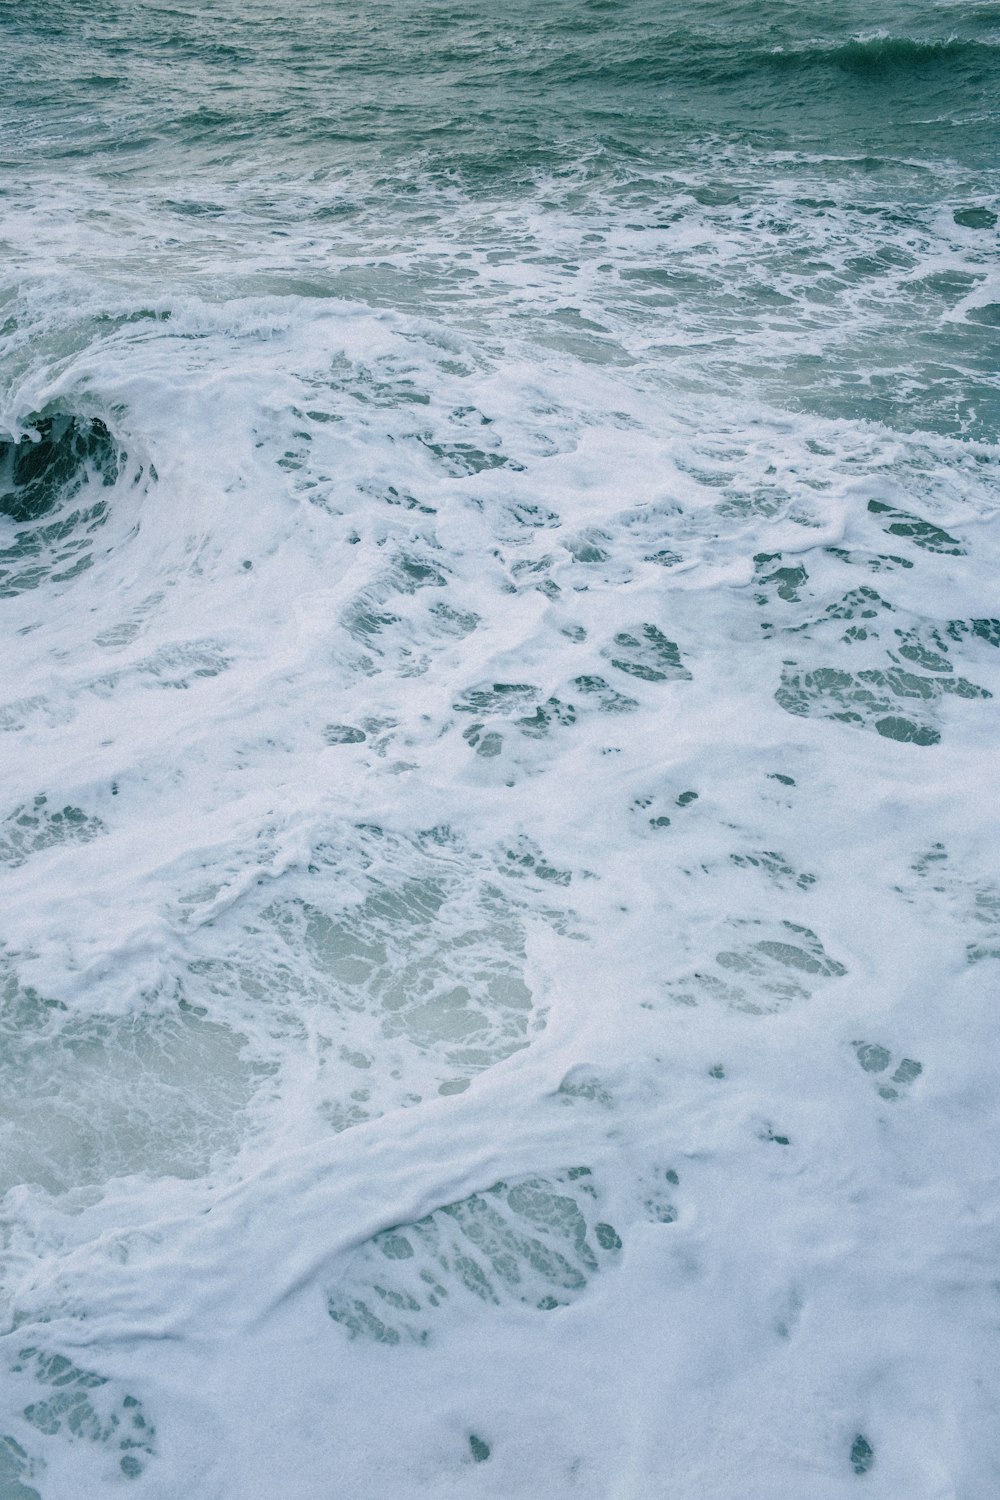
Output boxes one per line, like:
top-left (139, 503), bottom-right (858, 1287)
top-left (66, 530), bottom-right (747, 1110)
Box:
top-left (1, 2), bottom-right (998, 1495)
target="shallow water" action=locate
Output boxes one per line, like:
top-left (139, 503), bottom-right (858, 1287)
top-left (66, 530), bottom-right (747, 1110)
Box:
top-left (1, 2), bottom-right (998, 1496)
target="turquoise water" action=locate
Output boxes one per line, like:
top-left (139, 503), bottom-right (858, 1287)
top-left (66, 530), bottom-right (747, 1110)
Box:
top-left (1, 5), bottom-right (998, 1498)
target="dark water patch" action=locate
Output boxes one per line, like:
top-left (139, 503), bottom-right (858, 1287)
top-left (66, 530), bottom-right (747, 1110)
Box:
top-left (0, 413), bottom-right (144, 599)
top-left (0, 795), bottom-right (105, 868)
top-left (8, 1348), bottom-right (155, 1481)
top-left (161, 197), bottom-right (228, 217)
top-left (0, 415), bottom-right (121, 525)
top-left (668, 918), bottom-right (847, 1013)
top-left (775, 662), bottom-right (991, 745)
top-left (954, 205), bottom-right (997, 230)
top-left (867, 501), bottom-right (964, 555)
top-left (605, 625), bottom-right (691, 683)
top-left (323, 724), bottom-right (367, 746)
top-left (0, 497), bottom-right (110, 599)
top-left (327, 1166), bottom-right (622, 1343)
top-left (850, 1433), bottom-right (875, 1475)
top-left (0, 1433), bottom-right (42, 1500)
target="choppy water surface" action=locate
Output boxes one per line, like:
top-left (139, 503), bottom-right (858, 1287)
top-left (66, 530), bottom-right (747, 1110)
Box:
top-left (1, 3), bottom-right (998, 1496)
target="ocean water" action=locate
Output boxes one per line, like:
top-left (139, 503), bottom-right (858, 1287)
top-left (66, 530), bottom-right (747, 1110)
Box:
top-left (1, 1), bottom-right (998, 1495)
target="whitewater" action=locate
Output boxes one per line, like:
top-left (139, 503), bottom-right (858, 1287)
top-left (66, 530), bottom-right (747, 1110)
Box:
top-left (1, 1), bottom-right (998, 1495)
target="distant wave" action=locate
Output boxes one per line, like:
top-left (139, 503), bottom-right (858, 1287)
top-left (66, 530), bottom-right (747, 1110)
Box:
top-left (539, 33), bottom-right (996, 87)
top-left (766, 33), bottom-right (997, 77)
